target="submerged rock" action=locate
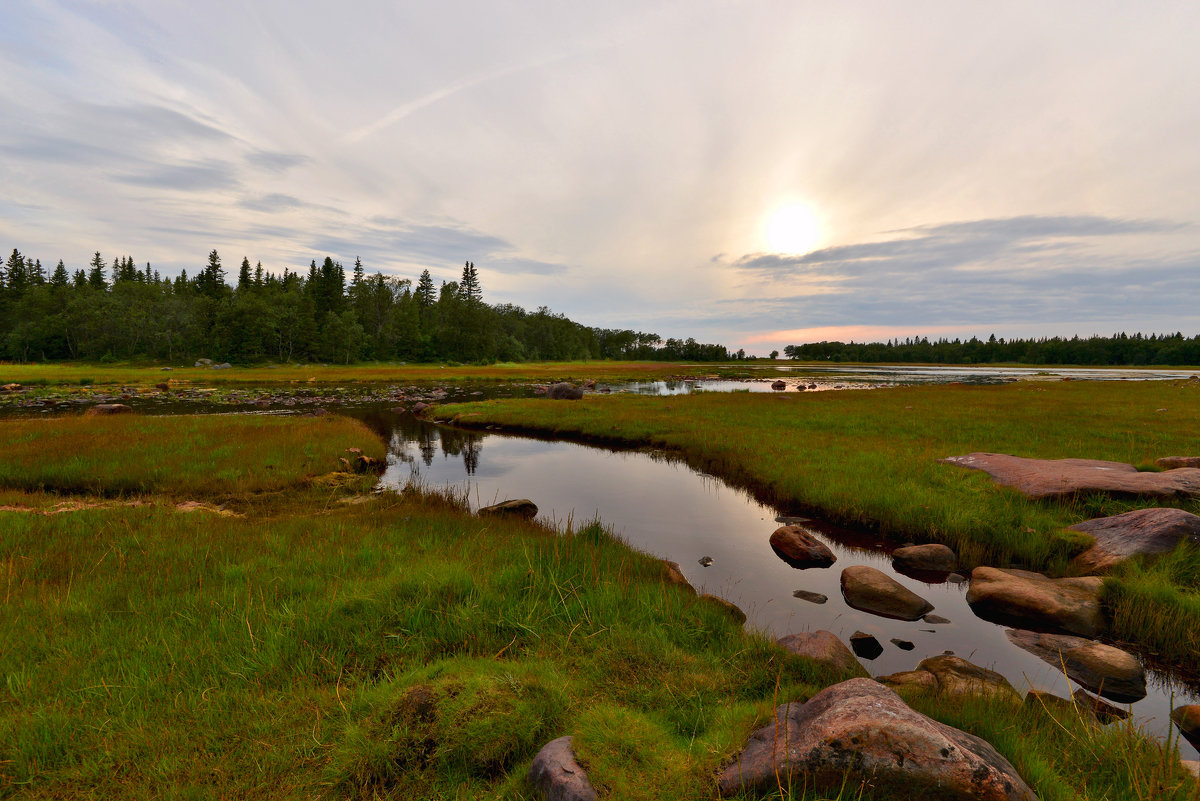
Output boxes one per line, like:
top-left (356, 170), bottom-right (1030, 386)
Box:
top-left (717, 678), bottom-right (1037, 800)
top-left (1071, 507), bottom-right (1200, 572)
top-left (769, 525), bottom-right (836, 569)
top-left (940, 452), bottom-right (1200, 500)
top-left (478, 499), bottom-right (539, 519)
top-left (966, 567), bottom-right (1105, 638)
top-left (528, 736), bottom-right (598, 801)
top-left (840, 565), bottom-right (934, 620)
top-left (776, 630), bottom-right (867, 678)
top-left (1005, 629), bottom-right (1146, 703)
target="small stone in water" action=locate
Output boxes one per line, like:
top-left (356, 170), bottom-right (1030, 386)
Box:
top-left (890, 638), bottom-right (915, 651)
top-left (849, 631), bottom-right (884, 660)
top-left (698, 556), bottom-right (714, 567)
top-left (792, 590), bottom-right (828, 604)
top-left (923, 614), bottom-right (951, 624)
top-left (946, 573), bottom-right (968, 583)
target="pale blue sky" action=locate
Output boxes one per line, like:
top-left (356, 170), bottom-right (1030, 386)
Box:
top-left (2, 1), bottom-right (1199, 351)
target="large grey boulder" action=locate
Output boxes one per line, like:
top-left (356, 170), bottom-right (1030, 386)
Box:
top-left (1005, 629), bottom-right (1146, 703)
top-left (528, 736), bottom-right (598, 801)
top-left (965, 567), bottom-right (1105, 638)
top-left (878, 654), bottom-right (1021, 704)
top-left (776, 630), bottom-right (867, 679)
top-left (939, 452), bottom-right (1200, 500)
top-left (840, 565), bottom-right (934, 621)
top-left (717, 678), bottom-right (1037, 800)
top-left (547, 382), bottom-right (584, 400)
top-left (769, 525), bottom-right (836, 568)
top-left (1071, 507), bottom-right (1200, 572)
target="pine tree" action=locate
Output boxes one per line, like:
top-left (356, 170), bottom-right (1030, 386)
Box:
top-left (352, 256), bottom-right (364, 288)
top-left (199, 249), bottom-right (225, 297)
top-left (458, 261), bottom-right (481, 305)
top-left (87, 252), bottom-right (107, 291)
top-left (237, 257), bottom-right (253, 291)
top-left (254, 261), bottom-right (264, 287)
top-left (416, 269), bottom-right (435, 308)
top-left (50, 260), bottom-right (69, 288)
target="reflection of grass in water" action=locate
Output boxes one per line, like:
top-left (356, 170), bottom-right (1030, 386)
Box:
top-left (0, 414), bottom-right (1196, 799)
top-left (436, 380), bottom-right (1200, 675)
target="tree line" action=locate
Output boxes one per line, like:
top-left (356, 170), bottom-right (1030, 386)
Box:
top-left (783, 333), bottom-right (1200, 366)
top-left (0, 248), bottom-right (731, 364)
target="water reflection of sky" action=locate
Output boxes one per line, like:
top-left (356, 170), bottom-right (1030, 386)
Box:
top-left (376, 415), bottom-right (1198, 758)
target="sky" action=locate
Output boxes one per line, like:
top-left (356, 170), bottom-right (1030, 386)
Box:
top-left (2, 1), bottom-right (1199, 353)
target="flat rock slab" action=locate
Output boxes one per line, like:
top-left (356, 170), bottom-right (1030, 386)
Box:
top-left (1157, 456), bottom-right (1200, 469)
top-left (1006, 629), bottom-right (1146, 703)
top-left (1071, 507), bottom-right (1200, 572)
top-left (776, 630), bottom-right (867, 678)
top-left (841, 565), bottom-right (934, 621)
top-left (966, 567), bottom-right (1105, 638)
top-left (717, 678), bottom-right (1037, 800)
top-left (769, 525), bottom-right (836, 568)
top-left (528, 736), bottom-right (598, 801)
top-left (879, 654), bottom-right (1020, 703)
top-left (940, 452), bottom-right (1200, 500)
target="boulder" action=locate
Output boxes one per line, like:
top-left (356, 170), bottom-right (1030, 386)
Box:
top-left (660, 560), bottom-right (696, 595)
top-left (1171, 705), bottom-right (1200, 739)
top-left (478, 499), bottom-right (539, 519)
top-left (412, 401), bottom-right (431, 413)
top-left (893, 543), bottom-right (958, 573)
top-left (792, 589), bottom-right (828, 604)
top-left (1024, 690), bottom-right (1082, 719)
top-left (1157, 456), bottom-right (1200, 470)
top-left (1070, 507), bottom-right (1200, 572)
top-left (939, 452), bottom-right (1200, 500)
top-left (528, 736), bottom-right (598, 801)
top-left (965, 567), bottom-right (1105, 638)
top-left (699, 593), bottom-right (746, 625)
top-left (776, 630), bottom-right (867, 678)
top-left (194, 358), bottom-right (213, 366)
top-left (1072, 689), bottom-right (1129, 723)
top-left (840, 565), bottom-right (934, 621)
top-left (771, 379), bottom-right (786, 390)
top-left (717, 678), bottom-right (1037, 800)
top-left (849, 631), bottom-right (883, 660)
top-left (85, 403), bottom-right (133, 416)
top-left (1005, 630), bottom-right (1146, 703)
top-left (879, 655), bottom-right (1021, 703)
top-left (769, 525), bottom-right (836, 569)
top-left (547, 382), bottom-right (584, 400)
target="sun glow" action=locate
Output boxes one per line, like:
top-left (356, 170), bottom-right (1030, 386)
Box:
top-left (763, 202), bottom-right (821, 254)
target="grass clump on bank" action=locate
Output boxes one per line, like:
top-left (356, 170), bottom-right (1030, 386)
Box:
top-left (0, 414), bottom-right (383, 496)
top-left (435, 380), bottom-right (1200, 671)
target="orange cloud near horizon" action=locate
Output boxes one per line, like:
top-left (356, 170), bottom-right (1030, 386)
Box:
top-left (743, 324), bottom-right (970, 346)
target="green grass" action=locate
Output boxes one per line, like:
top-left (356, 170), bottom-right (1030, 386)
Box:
top-left (2, 409), bottom-right (1197, 799)
top-left (435, 380), bottom-right (1200, 671)
top-left (0, 415), bottom-right (384, 496)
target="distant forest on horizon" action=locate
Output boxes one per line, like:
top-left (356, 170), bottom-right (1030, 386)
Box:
top-left (0, 247), bottom-right (730, 364)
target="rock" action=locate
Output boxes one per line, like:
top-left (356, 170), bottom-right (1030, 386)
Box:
top-left (924, 614), bottom-right (951, 624)
top-left (776, 631), bottom-right (867, 678)
top-left (879, 654), bottom-right (1021, 703)
top-left (947, 572), bottom-right (968, 583)
top-left (840, 565), bottom-right (934, 621)
top-left (213, 362), bottom-right (232, 369)
top-left (1073, 689), bottom-right (1129, 723)
top-left (195, 358), bottom-right (213, 366)
top-left (891, 638), bottom-right (915, 651)
top-left (1005, 630), bottom-right (1146, 703)
top-left (792, 589), bottom-right (828, 604)
top-left (1182, 760), bottom-right (1200, 779)
top-left (528, 736), bottom-right (598, 801)
top-left (547, 382), bottom-right (584, 400)
top-left (412, 401), bottom-right (430, 413)
top-left (478, 499), bottom-right (539, 519)
top-left (353, 455), bottom-right (381, 473)
top-left (717, 678), bottom-right (1037, 800)
top-left (155, 382), bottom-right (171, 391)
top-left (1024, 690), bottom-right (1082, 719)
top-left (660, 560), bottom-right (696, 595)
top-left (769, 525), bottom-right (836, 569)
top-left (85, 403), bottom-right (133, 416)
top-left (698, 556), bottom-right (714, 567)
top-left (940, 452), bottom-right (1200, 500)
top-left (892, 543), bottom-right (957, 573)
top-left (849, 631), bottom-right (883, 660)
top-left (1070, 507), bottom-right (1200, 572)
top-left (1171, 705), bottom-right (1200, 738)
top-left (966, 567), bottom-right (1105, 638)
top-left (699, 593), bottom-right (746, 625)
top-left (159, 367), bottom-right (172, 371)
top-left (0, 383), bottom-right (21, 392)
top-left (771, 379), bottom-right (786, 390)
top-left (1157, 456), bottom-right (1200, 469)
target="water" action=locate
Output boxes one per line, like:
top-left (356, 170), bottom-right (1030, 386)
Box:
top-left (366, 408), bottom-right (1199, 759)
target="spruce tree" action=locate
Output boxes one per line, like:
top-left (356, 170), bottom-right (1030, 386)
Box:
top-left (87, 252), bottom-right (107, 291)
top-left (51, 260), bottom-right (69, 288)
top-left (416, 269), bottom-right (435, 308)
top-left (237, 257), bottom-right (253, 291)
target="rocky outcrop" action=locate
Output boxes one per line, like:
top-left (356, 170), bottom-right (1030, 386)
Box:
top-left (940, 453), bottom-right (1200, 500)
top-left (878, 655), bottom-right (1021, 703)
top-left (892, 543), bottom-right (958, 573)
top-left (85, 403), bottom-right (133, 415)
top-left (528, 736), bottom-right (598, 801)
top-left (1070, 508), bottom-right (1200, 572)
top-left (776, 630), bottom-right (867, 678)
top-left (840, 565), bottom-right (934, 621)
top-left (1005, 630), bottom-right (1146, 703)
top-left (965, 567), bottom-right (1105, 638)
top-left (717, 678), bottom-right (1037, 800)
top-left (769, 525), bottom-right (836, 569)
top-left (547, 382), bottom-right (584, 400)
top-left (478, 499), bottom-right (539, 519)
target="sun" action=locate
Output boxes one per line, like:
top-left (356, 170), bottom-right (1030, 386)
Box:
top-left (763, 202), bottom-right (821, 254)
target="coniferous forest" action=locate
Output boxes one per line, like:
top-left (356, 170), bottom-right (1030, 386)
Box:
top-left (0, 248), bottom-right (731, 364)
